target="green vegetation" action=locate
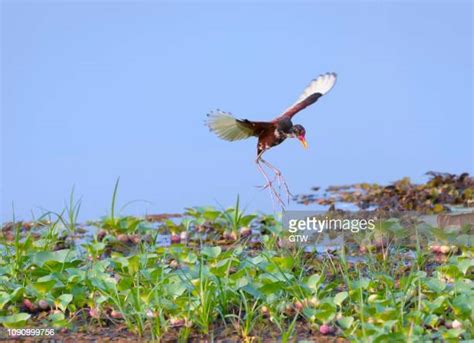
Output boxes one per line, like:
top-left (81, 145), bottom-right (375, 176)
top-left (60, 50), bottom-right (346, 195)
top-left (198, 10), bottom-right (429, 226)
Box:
top-left (0, 191), bottom-right (473, 341)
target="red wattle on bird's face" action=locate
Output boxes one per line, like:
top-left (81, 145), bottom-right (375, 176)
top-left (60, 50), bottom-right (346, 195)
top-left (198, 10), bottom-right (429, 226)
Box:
top-left (298, 135), bottom-right (308, 149)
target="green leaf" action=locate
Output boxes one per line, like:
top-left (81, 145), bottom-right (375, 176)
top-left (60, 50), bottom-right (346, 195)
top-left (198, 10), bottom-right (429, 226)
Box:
top-left (128, 255), bottom-right (140, 274)
top-left (166, 282), bottom-right (186, 297)
top-left (314, 302), bottom-right (336, 322)
top-left (0, 313), bottom-right (31, 328)
top-left (56, 294), bottom-right (73, 312)
top-left (302, 307), bottom-right (317, 321)
top-left (307, 274), bottom-right (322, 291)
top-left (423, 314), bottom-right (439, 328)
top-left (201, 246), bottom-right (222, 258)
top-left (0, 292), bottom-right (12, 310)
top-left (240, 214), bottom-right (257, 227)
top-left (352, 277), bottom-right (370, 290)
top-left (373, 333), bottom-right (406, 343)
top-left (30, 249), bottom-right (76, 267)
top-left (451, 294), bottom-right (472, 318)
top-left (235, 277), bottom-right (249, 289)
top-left (203, 209), bottom-right (221, 221)
top-left (89, 242), bottom-right (106, 253)
top-left (457, 259), bottom-right (474, 275)
top-left (337, 316), bottom-right (354, 329)
top-left (241, 284), bottom-right (262, 299)
top-left (10, 287), bottom-right (24, 300)
top-left (271, 256), bottom-right (294, 271)
top-left (425, 296), bottom-right (447, 313)
top-left (334, 291), bottom-right (348, 307)
top-left (367, 294), bottom-right (380, 303)
top-left (259, 281), bottom-right (285, 295)
top-left (48, 312), bottom-right (68, 328)
top-left (33, 279), bottom-right (56, 293)
top-left (182, 252), bottom-right (197, 264)
top-left (426, 278), bottom-right (446, 293)
top-left (49, 312), bottom-right (65, 322)
top-left (443, 328), bottom-right (465, 339)
top-left (0, 287), bottom-right (24, 310)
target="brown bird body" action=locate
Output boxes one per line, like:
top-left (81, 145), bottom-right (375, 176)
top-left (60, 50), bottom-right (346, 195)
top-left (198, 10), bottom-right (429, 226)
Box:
top-left (243, 117), bottom-right (295, 155)
top-left (206, 72), bottom-right (337, 207)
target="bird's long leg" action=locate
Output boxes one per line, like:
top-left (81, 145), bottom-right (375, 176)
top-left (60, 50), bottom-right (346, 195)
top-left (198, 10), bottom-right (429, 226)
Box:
top-left (256, 159), bottom-right (285, 208)
top-left (256, 160), bottom-right (278, 211)
top-left (255, 152), bottom-right (285, 208)
top-left (259, 158), bottom-right (293, 205)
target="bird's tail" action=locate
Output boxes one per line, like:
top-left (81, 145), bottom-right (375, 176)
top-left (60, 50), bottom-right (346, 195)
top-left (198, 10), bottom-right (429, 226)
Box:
top-left (206, 110), bottom-right (254, 141)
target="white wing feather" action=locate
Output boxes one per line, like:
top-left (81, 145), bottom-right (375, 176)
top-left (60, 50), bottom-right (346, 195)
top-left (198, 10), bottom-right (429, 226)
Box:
top-left (284, 72), bottom-right (337, 113)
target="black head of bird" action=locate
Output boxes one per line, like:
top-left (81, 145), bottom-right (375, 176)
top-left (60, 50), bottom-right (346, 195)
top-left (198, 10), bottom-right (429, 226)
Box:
top-left (288, 124), bottom-right (307, 149)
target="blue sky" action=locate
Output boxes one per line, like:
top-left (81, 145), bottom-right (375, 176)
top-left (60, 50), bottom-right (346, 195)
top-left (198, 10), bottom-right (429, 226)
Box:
top-left (1, 1), bottom-right (472, 221)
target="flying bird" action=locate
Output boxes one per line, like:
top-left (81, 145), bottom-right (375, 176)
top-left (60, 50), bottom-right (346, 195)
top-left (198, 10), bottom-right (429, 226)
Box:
top-left (206, 72), bottom-right (337, 207)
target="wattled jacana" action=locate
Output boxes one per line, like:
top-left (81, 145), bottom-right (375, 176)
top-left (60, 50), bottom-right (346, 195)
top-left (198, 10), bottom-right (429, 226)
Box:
top-left (206, 72), bottom-right (337, 207)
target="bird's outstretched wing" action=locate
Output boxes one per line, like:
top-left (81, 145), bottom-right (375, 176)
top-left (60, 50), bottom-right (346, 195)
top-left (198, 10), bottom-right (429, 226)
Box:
top-left (273, 72), bottom-right (337, 121)
top-left (206, 110), bottom-right (273, 141)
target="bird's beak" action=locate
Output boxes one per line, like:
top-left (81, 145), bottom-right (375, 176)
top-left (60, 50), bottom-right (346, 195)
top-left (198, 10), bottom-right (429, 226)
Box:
top-left (298, 135), bottom-right (308, 149)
